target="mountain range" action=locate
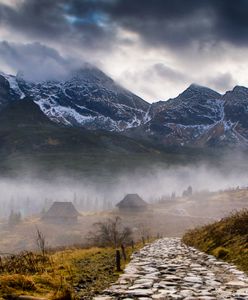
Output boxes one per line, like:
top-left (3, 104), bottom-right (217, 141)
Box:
top-left (1, 65), bottom-right (248, 149)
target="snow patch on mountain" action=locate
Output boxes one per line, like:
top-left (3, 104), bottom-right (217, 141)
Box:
top-left (1, 68), bottom-right (248, 147)
top-left (0, 72), bottom-right (25, 99)
top-left (14, 66), bottom-right (150, 131)
top-left (36, 97), bottom-right (96, 126)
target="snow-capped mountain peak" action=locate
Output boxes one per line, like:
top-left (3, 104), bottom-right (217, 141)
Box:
top-left (0, 72), bottom-right (25, 100)
top-left (1, 66), bottom-right (150, 131)
top-left (135, 84), bottom-right (248, 147)
top-left (232, 85), bottom-right (248, 93)
top-left (1, 66), bottom-right (248, 147)
top-left (68, 65), bottom-right (114, 86)
top-left (179, 83), bottom-right (221, 101)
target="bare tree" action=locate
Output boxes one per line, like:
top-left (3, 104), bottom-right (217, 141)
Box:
top-left (137, 221), bottom-right (151, 242)
top-left (35, 227), bottom-right (46, 257)
top-left (89, 216), bottom-right (132, 248)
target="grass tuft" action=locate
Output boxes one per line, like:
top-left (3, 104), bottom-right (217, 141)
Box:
top-left (0, 274), bottom-right (36, 292)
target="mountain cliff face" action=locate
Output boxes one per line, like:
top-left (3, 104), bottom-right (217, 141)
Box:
top-left (223, 86), bottom-right (248, 140)
top-left (0, 67), bottom-right (248, 148)
top-left (129, 84), bottom-right (248, 147)
top-left (16, 67), bottom-right (150, 131)
top-left (0, 73), bottom-right (25, 109)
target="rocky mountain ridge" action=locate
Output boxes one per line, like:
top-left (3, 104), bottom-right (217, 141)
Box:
top-left (1, 67), bottom-right (248, 148)
top-left (9, 67), bottom-right (149, 131)
top-left (138, 84), bottom-right (248, 147)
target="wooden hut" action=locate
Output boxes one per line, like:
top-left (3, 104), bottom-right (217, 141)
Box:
top-left (42, 201), bottom-right (80, 224)
top-left (116, 194), bottom-right (148, 212)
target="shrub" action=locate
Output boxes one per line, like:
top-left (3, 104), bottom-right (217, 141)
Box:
top-left (88, 216), bottom-right (132, 248)
top-left (212, 247), bottom-right (230, 259)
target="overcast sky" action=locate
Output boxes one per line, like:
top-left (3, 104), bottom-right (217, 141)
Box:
top-left (0, 0), bottom-right (248, 102)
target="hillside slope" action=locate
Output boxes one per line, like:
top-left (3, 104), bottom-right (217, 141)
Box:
top-left (0, 96), bottom-right (236, 178)
top-left (183, 209), bottom-right (248, 272)
top-left (0, 98), bottom-right (152, 153)
top-left (0, 98), bottom-right (196, 178)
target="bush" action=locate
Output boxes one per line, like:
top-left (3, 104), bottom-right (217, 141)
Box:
top-left (88, 216), bottom-right (132, 248)
top-left (213, 247), bottom-right (230, 259)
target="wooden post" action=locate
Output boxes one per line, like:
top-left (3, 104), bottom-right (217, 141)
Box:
top-left (116, 249), bottom-right (121, 272)
top-left (142, 236), bottom-right (145, 245)
top-left (121, 244), bottom-right (127, 261)
top-left (131, 240), bottom-right (134, 251)
top-left (0, 256), bottom-right (3, 272)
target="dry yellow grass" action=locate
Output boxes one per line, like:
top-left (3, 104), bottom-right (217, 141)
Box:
top-left (0, 243), bottom-right (141, 299)
top-left (183, 209), bottom-right (248, 273)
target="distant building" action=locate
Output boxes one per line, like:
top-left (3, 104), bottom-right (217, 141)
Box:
top-left (116, 194), bottom-right (148, 212)
top-left (42, 201), bottom-right (80, 224)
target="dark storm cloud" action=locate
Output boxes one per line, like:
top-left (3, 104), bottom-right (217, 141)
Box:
top-left (0, 0), bottom-right (247, 99)
top-left (1, 0), bottom-right (248, 49)
top-left (0, 0), bottom-right (67, 38)
top-left (0, 0), bottom-right (116, 50)
top-left (105, 0), bottom-right (248, 47)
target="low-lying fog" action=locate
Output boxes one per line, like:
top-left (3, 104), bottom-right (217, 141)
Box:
top-left (0, 163), bottom-right (247, 218)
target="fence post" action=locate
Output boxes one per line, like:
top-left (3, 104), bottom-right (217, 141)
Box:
top-left (121, 244), bottom-right (127, 261)
top-left (131, 240), bottom-right (134, 251)
top-left (116, 249), bottom-right (121, 272)
top-left (142, 236), bottom-right (145, 245)
top-left (0, 256), bottom-right (3, 272)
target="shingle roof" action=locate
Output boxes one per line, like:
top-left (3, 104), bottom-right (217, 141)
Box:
top-left (116, 194), bottom-right (147, 208)
top-left (44, 202), bottom-right (80, 218)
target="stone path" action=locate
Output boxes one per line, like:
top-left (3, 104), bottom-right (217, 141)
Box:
top-left (94, 238), bottom-right (248, 300)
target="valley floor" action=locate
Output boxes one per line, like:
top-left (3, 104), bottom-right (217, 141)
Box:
top-left (1, 188), bottom-right (248, 254)
top-left (0, 189), bottom-right (247, 299)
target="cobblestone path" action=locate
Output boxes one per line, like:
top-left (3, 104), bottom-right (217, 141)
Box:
top-left (94, 238), bottom-right (248, 300)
